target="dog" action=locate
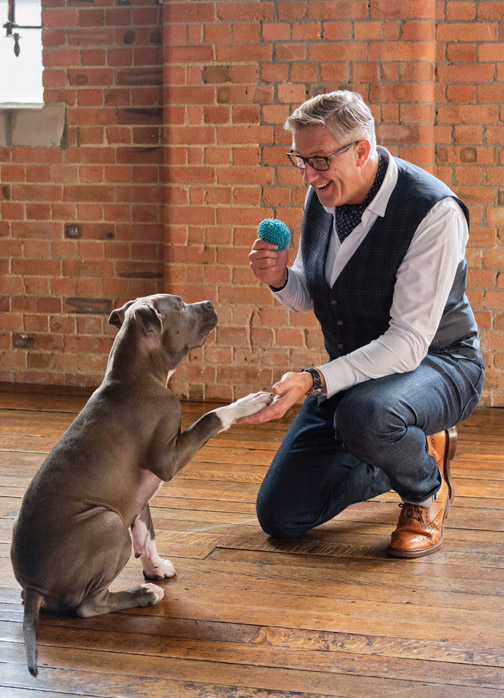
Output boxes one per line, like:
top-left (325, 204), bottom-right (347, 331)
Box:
top-left (10, 294), bottom-right (272, 676)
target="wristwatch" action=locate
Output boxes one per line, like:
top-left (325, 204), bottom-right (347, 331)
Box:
top-left (302, 367), bottom-right (324, 397)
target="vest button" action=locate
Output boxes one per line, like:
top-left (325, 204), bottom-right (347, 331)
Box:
top-left (338, 343), bottom-right (344, 350)
top-left (330, 299), bottom-right (337, 306)
top-left (337, 320), bottom-right (343, 326)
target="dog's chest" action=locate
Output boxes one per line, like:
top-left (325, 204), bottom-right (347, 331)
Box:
top-left (135, 469), bottom-right (163, 510)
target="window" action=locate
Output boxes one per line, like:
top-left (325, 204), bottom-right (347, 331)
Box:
top-left (0, 0), bottom-right (43, 105)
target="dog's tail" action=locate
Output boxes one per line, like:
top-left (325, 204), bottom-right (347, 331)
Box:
top-left (23, 588), bottom-right (43, 676)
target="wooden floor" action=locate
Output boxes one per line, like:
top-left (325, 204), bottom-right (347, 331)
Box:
top-left (0, 388), bottom-right (503, 698)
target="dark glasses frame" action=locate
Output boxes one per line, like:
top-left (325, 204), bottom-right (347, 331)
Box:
top-left (286, 140), bottom-right (360, 171)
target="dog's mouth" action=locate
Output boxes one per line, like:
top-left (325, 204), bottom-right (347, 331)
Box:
top-left (194, 307), bottom-right (218, 347)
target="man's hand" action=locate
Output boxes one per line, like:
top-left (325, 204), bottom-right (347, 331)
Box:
top-left (249, 238), bottom-right (289, 289)
top-left (237, 371), bottom-right (313, 424)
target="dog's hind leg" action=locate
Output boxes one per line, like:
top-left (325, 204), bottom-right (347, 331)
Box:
top-left (131, 504), bottom-right (176, 580)
top-left (76, 583), bottom-right (164, 618)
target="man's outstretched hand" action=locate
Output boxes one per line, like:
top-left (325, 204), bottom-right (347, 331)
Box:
top-left (236, 371), bottom-right (313, 424)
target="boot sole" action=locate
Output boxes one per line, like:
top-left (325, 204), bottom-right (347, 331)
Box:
top-left (387, 537), bottom-right (444, 559)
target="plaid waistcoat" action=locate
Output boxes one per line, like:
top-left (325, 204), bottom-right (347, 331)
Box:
top-left (301, 157), bottom-right (480, 362)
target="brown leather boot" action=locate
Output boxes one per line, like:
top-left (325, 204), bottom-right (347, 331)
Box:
top-left (388, 427), bottom-right (457, 559)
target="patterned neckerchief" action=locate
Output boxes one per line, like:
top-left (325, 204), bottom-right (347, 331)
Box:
top-left (335, 154), bottom-right (388, 244)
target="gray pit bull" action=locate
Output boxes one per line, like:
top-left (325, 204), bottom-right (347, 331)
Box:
top-left (10, 293), bottom-right (272, 676)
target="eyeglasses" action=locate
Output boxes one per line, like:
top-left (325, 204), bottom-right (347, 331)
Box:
top-left (286, 140), bottom-right (360, 171)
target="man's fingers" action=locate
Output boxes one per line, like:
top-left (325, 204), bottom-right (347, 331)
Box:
top-left (251, 238), bottom-right (279, 251)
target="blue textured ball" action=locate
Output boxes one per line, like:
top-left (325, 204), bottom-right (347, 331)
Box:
top-left (257, 218), bottom-right (291, 251)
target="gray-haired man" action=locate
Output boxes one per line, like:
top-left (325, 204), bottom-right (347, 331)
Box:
top-left (242, 90), bottom-right (484, 558)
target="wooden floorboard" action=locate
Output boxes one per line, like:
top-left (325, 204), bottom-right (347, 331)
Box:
top-left (0, 387), bottom-right (503, 697)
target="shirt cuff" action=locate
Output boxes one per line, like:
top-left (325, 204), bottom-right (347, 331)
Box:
top-left (317, 359), bottom-right (355, 399)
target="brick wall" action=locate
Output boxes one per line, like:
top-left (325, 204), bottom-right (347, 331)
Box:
top-left (0, 0), bottom-right (165, 387)
top-left (1, 0), bottom-right (503, 406)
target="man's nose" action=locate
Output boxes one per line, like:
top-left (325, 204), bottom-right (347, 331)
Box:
top-left (302, 162), bottom-right (319, 184)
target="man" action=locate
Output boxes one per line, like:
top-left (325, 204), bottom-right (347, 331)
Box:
top-left (242, 90), bottom-right (484, 558)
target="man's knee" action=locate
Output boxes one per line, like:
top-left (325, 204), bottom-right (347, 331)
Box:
top-left (256, 496), bottom-right (308, 539)
top-left (336, 387), bottom-right (407, 457)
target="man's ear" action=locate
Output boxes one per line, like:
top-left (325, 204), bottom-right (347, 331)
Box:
top-left (355, 138), bottom-right (372, 166)
top-left (133, 303), bottom-right (163, 335)
top-left (108, 300), bottom-right (136, 328)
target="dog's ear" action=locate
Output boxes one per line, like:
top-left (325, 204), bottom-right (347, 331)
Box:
top-left (134, 303), bottom-right (163, 335)
top-left (108, 300), bottom-right (135, 328)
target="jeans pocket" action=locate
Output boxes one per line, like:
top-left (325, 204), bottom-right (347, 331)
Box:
top-left (457, 362), bottom-right (485, 424)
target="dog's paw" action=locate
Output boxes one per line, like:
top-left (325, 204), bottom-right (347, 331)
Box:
top-left (215, 392), bottom-right (273, 431)
top-left (234, 391), bottom-right (273, 417)
top-left (143, 558), bottom-right (177, 580)
top-left (140, 583), bottom-right (165, 605)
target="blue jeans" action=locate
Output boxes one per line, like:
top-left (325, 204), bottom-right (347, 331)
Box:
top-left (256, 353), bottom-right (485, 538)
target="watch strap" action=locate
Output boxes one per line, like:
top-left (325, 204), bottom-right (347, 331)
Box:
top-left (302, 367), bottom-right (324, 397)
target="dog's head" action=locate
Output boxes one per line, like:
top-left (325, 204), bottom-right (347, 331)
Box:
top-left (109, 294), bottom-right (218, 370)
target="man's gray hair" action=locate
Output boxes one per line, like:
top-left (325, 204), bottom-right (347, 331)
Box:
top-left (284, 90), bottom-right (376, 149)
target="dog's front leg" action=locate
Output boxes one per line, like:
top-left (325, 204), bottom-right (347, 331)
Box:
top-left (150, 391), bottom-right (272, 481)
top-left (131, 505), bottom-right (176, 580)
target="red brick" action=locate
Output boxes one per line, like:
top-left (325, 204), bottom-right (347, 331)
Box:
top-left (479, 42), bottom-right (504, 61)
top-left (276, 43), bottom-right (307, 61)
top-left (43, 9), bottom-right (79, 28)
top-left (231, 64), bottom-right (259, 84)
top-left (217, 43), bottom-right (273, 62)
top-left (68, 28), bottom-right (115, 46)
top-left (437, 104), bottom-right (498, 124)
top-left (261, 63), bottom-right (289, 83)
top-left (277, 2), bottom-right (308, 20)
top-left (437, 22), bottom-right (497, 41)
top-left (310, 1), bottom-right (368, 19)
top-left (370, 40), bottom-right (435, 61)
top-left (1, 164), bottom-right (25, 182)
top-left (455, 186), bottom-right (496, 206)
top-left (217, 2), bottom-right (274, 21)
top-left (44, 48), bottom-right (80, 67)
top-left (446, 1), bottom-right (477, 20)
top-left (447, 84), bottom-right (476, 103)
top-left (12, 147), bottom-right (61, 164)
top-left (233, 23), bottom-right (261, 43)
top-left (486, 207), bottom-right (504, 226)
top-left (437, 63), bottom-right (495, 83)
top-left (401, 20), bottom-right (435, 40)
top-left (468, 228), bottom-right (497, 247)
top-left (262, 22), bottom-right (292, 41)
top-left (478, 84), bottom-right (504, 103)
top-left (310, 42), bottom-right (367, 61)
top-left (354, 21), bottom-right (382, 40)
top-left (447, 42), bottom-right (477, 63)
top-left (26, 204), bottom-right (52, 221)
top-left (167, 2), bottom-right (215, 24)
top-left (478, 1), bottom-right (504, 20)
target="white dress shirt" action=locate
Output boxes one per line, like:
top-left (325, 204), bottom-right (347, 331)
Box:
top-left (273, 146), bottom-right (469, 399)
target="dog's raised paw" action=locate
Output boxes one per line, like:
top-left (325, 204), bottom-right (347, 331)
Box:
top-left (214, 391), bottom-right (273, 431)
top-left (231, 391), bottom-right (273, 418)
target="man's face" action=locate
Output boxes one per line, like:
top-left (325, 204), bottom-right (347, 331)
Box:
top-left (292, 126), bottom-right (364, 207)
